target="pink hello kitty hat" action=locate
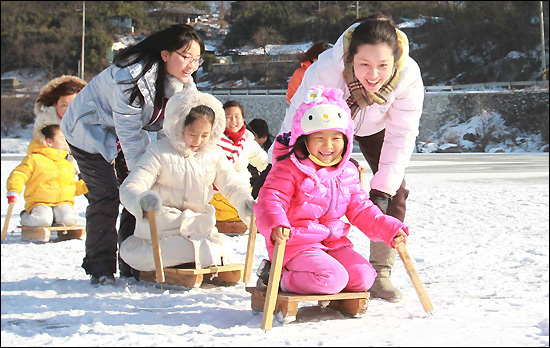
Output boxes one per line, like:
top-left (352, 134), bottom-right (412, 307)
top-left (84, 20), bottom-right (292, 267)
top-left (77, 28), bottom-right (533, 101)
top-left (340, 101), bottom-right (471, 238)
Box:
top-left (290, 85), bottom-right (354, 166)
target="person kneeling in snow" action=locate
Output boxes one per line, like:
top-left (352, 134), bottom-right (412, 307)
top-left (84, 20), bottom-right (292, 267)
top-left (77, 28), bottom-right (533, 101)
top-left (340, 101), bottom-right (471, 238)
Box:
top-left (119, 90), bottom-right (256, 272)
top-left (254, 86), bottom-right (408, 295)
top-left (6, 124), bottom-right (88, 227)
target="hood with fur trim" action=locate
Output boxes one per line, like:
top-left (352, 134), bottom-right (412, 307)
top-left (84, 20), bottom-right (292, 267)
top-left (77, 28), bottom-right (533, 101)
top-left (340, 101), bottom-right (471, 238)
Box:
top-left (163, 90), bottom-right (226, 157)
top-left (33, 75), bottom-right (86, 146)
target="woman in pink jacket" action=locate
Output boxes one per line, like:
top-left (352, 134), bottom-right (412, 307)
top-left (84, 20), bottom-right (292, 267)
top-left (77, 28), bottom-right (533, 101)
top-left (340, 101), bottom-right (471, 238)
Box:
top-left (254, 86), bottom-right (408, 295)
top-left (274, 12), bottom-right (424, 301)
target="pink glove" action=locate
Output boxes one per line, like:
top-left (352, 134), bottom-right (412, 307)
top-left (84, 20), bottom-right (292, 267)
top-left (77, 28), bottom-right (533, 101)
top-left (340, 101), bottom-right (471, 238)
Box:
top-left (7, 192), bottom-right (18, 204)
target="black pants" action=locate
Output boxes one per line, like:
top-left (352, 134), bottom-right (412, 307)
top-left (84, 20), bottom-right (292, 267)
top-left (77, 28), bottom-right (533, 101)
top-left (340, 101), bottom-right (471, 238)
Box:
top-left (69, 143), bottom-right (136, 277)
top-left (355, 129), bottom-right (409, 222)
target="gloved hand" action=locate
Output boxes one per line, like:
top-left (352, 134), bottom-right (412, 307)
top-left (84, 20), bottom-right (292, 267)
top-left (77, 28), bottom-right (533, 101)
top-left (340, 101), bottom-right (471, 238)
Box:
top-left (241, 198), bottom-right (256, 226)
top-left (140, 191), bottom-right (162, 213)
top-left (369, 189), bottom-right (391, 214)
top-left (6, 192), bottom-right (18, 204)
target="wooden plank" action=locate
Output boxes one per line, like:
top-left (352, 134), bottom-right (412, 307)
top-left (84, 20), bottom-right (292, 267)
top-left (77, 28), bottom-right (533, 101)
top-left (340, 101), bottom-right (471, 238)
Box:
top-left (326, 298), bottom-right (369, 316)
top-left (261, 227), bottom-right (290, 330)
top-left (396, 241), bottom-right (434, 314)
top-left (2, 201), bottom-right (15, 240)
top-left (170, 264), bottom-right (244, 275)
top-left (243, 214), bottom-right (257, 284)
top-left (216, 221), bottom-right (248, 234)
top-left (19, 225), bottom-right (86, 242)
top-left (20, 227), bottom-right (51, 242)
top-left (18, 225), bottom-right (85, 231)
top-left (147, 211), bottom-right (165, 284)
top-left (211, 269), bottom-right (243, 283)
top-left (57, 229), bottom-right (86, 240)
top-left (140, 270), bottom-right (203, 288)
top-left (246, 287), bottom-right (370, 302)
top-left (249, 289), bottom-right (299, 317)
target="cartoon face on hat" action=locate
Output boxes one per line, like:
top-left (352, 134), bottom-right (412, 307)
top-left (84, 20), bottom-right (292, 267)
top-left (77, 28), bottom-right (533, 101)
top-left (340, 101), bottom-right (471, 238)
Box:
top-left (290, 86), bottom-right (354, 163)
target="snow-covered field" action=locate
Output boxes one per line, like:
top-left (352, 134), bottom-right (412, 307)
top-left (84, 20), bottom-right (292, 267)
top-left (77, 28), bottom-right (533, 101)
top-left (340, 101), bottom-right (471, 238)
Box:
top-left (1, 138), bottom-right (549, 346)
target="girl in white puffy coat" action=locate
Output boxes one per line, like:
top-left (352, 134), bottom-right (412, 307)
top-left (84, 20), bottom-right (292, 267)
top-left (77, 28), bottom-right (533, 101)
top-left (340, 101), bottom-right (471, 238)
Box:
top-left (119, 91), bottom-right (256, 271)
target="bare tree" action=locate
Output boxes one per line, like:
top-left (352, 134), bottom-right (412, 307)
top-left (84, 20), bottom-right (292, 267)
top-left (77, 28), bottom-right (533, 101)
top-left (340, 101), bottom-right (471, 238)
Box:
top-left (251, 27), bottom-right (285, 86)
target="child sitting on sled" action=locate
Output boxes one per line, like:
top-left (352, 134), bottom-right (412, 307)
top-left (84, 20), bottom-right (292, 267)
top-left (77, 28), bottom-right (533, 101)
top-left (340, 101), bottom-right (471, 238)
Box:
top-left (210, 100), bottom-right (268, 226)
top-left (6, 124), bottom-right (88, 227)
top-left (118, 91), bottom-right (256, 272)
top-left (253, 86), bottom-right (409, 295)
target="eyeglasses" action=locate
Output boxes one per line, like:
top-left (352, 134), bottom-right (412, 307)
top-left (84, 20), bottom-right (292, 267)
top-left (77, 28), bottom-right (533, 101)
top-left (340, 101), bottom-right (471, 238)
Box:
top-left (173, 51), bottom-right (204, 67)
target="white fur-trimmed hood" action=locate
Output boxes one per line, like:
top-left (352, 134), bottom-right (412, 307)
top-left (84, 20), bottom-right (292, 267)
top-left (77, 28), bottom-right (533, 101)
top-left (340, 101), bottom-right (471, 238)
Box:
top-left (33, 75), bottom-right (86, 146)
top-left (32, 106), bottom-right (60, 146)
top-left (163, 90), bottom-right (226, 157)
top-left (33, 75), bottom-right (86, 116)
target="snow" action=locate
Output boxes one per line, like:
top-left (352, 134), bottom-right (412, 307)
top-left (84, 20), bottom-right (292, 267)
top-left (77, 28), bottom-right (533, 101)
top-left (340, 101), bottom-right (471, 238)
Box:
top-left (233, 42), bottom-right (315, 56)
top-left (417, 110), bottom-right (548, 154)
top-left (2, 134), bottom-right (549, 346)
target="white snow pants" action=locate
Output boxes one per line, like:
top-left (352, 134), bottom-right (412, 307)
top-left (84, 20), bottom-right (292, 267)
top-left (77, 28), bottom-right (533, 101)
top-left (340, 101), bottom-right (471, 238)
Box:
top-left (20, 204), bottom-right (80, 227)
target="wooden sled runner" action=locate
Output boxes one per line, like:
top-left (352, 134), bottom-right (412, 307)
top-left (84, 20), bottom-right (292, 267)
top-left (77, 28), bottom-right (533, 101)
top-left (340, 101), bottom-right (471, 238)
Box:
top-left (246, 286), bottom-right (370, 320)
top-left (18, 225), bottom-right (86, 243)
top-left (139, 211), bottom-right (257, 289)
top-left (245, 227), bottom-right (370, 330)
top-left (216, 220), bottom-right (248, 236)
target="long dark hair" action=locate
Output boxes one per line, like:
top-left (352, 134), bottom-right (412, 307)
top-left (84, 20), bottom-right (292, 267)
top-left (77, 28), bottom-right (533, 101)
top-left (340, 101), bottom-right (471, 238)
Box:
top-left (113, 24), bottom-right (204, 107)
top-left (347, 12), bottom-right (399, 63)
top-left (299, 40), bottom-right (331, 63)
top-left (36, 78), bottom-right (86, 107)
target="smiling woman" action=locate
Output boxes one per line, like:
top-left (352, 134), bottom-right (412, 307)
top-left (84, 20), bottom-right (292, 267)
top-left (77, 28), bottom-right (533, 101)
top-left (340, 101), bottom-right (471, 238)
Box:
top-left (267, 12), bottom-right (425, 302)
top-left (59, 24), bottom-right (205, 286)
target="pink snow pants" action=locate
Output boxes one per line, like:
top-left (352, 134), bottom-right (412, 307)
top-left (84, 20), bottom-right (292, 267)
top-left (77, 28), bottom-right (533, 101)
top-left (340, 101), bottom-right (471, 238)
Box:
top-left (279, 246), bottom-right (377, 295)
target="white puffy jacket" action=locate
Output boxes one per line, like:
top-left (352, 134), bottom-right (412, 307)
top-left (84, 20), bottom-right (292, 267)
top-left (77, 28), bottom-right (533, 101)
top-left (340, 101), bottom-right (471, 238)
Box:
top-left (280, 23), bottom-right (425, 196)
top-left (119, 91), bottom-right (254, 271)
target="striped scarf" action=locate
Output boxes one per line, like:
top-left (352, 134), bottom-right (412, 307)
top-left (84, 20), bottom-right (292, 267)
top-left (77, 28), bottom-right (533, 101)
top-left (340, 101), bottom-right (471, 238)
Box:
top-left (342, 27), bottom-right (409, 118)
top-left (218, 126), bottom-right (246, 164)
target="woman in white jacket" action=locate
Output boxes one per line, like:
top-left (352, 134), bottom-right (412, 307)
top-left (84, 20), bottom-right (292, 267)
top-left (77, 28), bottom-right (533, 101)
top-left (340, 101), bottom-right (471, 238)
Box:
top-left (277, 13), bottom-right (424, 302)
top-left (119, 90), bottom-right (255, 272)
top-left (61, 24), bottom-right (205, 286)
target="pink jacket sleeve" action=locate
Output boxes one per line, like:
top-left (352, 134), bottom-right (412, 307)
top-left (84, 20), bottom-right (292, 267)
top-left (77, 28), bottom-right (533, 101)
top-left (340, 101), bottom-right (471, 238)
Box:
top-left (344, 167), bottom-right (409, 247)
top-left (253, 160), bottom-right (296, 241)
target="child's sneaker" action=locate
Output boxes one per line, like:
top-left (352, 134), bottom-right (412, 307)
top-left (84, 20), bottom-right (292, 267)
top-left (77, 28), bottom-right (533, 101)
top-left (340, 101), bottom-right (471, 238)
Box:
top-left (256, 259), bottom-right (271, 286)
top-left (90, 272), bottom-right (115, 286)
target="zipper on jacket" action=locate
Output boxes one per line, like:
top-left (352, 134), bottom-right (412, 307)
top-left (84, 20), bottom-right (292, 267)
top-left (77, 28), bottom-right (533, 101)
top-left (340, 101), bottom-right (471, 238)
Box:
top-left (69, 110), bottom-right (96, 133)
top-left (323, 180), bottom-right (335, 216)
top-left (326, 226), bottom-right (333, 240)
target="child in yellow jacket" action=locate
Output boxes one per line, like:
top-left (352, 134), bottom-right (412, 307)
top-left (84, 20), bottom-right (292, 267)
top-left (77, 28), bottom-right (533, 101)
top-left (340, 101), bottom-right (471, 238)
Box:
top-left (6, 124), bottom-right (88, 227)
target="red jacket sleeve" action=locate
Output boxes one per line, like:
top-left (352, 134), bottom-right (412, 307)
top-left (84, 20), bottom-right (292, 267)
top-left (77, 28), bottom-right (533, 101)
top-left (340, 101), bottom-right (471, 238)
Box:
top-left (286, 65), bottom-right (308, 104)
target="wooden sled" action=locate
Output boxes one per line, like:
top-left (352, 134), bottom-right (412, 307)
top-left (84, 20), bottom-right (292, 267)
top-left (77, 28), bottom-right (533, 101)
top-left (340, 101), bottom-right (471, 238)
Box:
top-left (246, 227), bottom-right (370, 330)
top-left (246, 286), bottom-right (369, 320)
top-left (140, 263), bottom-right (244, 288)
top-left (18, 225), bottom-right (86, 243)
top-left (140, 211), bottom-right (257, 289)
top-left (216, 220), bottom-right (248, 236)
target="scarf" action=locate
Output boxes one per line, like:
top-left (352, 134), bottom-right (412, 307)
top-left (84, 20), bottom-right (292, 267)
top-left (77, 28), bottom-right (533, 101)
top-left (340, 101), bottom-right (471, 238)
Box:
top-left (218, 125), bottom-right (247, 163)
top-left (342, 27), bottom-right (409, 118)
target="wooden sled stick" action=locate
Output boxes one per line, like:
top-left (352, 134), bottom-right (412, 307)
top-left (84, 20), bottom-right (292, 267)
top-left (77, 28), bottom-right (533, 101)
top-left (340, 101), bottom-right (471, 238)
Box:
top-left (261, 227), bottom-right (290, 331)
top-left (395, 237), bottom-right (434, 315)
top-left (243, 214), bottom-right (257, 284)
top-left (2, 201), bottom-right (15, 241)
top-left (147, 210), bottom-right (165, 288)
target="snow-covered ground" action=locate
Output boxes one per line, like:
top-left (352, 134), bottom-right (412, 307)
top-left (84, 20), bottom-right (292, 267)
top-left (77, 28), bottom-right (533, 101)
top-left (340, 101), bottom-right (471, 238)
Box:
top-left (1, 133), bottom-right (548, 346)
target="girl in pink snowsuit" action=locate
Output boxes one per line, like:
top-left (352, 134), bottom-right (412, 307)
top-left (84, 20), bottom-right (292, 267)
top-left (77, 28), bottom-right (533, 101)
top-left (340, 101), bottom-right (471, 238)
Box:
top-left (253, 86), bottom-right (409, 295)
